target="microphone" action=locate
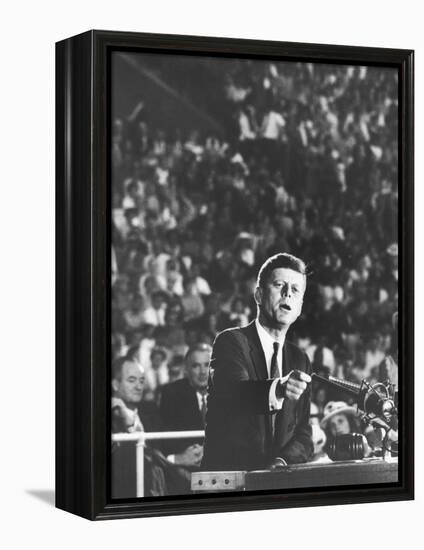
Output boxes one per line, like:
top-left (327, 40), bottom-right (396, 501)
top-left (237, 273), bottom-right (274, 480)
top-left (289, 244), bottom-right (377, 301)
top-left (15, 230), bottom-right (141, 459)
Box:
top-left (311, 373), bottom-right (397, 424)
top-left (327, 433), bottom-right (368, 461)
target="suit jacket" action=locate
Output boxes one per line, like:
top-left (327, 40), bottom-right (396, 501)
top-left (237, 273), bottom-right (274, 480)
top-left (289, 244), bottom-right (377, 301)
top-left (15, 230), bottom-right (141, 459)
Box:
top-left (202, 321), bottom-right (313, 471)
top-left (159, 378), bottom-right (205, 455)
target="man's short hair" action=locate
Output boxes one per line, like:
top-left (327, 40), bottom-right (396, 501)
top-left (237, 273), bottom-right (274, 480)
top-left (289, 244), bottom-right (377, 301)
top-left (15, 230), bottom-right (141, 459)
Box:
top-left (256, 253), bottom-right (307, 288)
top-left (185, 343), bottom-right (212, 363)
top-left (112, 356), bottom-right (141, 381)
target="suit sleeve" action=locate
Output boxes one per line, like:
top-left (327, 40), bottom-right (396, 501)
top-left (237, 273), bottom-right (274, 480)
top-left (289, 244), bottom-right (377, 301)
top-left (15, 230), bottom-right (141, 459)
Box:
top-left (278, 352), bottom-right (313, 464)
top-left (209, 329), bottom-right (274, 414)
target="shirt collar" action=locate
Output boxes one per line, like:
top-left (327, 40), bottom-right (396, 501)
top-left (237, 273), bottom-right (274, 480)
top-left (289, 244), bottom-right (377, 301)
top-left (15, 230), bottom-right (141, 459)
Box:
top-left (255, 318), bottom-right (285, 351)
top-left (255, 319), bottom-right (284, 377)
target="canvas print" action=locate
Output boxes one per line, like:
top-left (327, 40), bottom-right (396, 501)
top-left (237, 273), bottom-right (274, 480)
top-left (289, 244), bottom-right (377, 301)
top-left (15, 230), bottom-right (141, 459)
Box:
top-left (110, 52), bottom-right (399, 499)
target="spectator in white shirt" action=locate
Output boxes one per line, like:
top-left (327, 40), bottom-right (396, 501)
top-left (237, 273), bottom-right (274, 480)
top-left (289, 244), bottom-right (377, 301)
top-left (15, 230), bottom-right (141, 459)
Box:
top-left (261, 106), bottom-right (286, 140)
top-left (144, 347), bottom-right (170, 402)
top-left (141, 291), bottom-right (167, 326)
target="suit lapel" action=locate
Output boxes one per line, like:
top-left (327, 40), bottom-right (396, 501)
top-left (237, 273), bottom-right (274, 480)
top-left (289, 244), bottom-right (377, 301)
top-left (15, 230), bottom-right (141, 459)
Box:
top-left (282, 342), bottom-right (288, 376)
top-left (245, 321), bottom-right (268, 380)
top-left (244, 322), bottom-right (273, 453)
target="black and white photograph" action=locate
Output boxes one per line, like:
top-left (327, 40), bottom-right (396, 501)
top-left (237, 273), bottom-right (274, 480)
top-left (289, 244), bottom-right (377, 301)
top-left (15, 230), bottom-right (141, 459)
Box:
top-left (2, 0), bottom-right (421, 543)
top-left (110, 51), bottom-right (400, 499)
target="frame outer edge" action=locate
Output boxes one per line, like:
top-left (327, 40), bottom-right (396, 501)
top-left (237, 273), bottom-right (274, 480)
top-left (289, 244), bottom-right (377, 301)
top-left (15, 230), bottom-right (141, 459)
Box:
top-left (56, 30), bottom-right (95, 520)
top-left (57, 30), bottom-right (414, 520)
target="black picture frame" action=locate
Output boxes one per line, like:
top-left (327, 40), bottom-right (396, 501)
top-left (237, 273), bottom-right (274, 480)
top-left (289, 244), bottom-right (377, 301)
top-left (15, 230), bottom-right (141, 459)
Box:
top-left (56, 30), bottom-right (414, 520)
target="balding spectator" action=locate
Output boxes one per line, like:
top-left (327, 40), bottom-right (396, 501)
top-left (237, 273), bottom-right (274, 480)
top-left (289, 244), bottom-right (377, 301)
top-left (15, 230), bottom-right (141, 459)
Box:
top-left (111, 356), bottom-right (190, 497)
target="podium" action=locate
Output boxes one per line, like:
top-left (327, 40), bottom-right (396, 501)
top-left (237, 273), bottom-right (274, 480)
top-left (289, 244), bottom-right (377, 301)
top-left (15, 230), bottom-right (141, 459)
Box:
top-left (191, 459), bottom-right (398, 493)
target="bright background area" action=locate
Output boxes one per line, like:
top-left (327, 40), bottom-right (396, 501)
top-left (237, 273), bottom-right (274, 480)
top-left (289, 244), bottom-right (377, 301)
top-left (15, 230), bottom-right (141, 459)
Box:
top-left (0, 0), bottom-right (420, 547)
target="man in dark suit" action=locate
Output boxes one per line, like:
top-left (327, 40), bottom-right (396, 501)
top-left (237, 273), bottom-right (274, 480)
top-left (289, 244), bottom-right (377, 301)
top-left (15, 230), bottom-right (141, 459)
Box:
top-left (202, 253), bottom-right (313, 471)
top-left (159, 343), bottom-right (212, 467)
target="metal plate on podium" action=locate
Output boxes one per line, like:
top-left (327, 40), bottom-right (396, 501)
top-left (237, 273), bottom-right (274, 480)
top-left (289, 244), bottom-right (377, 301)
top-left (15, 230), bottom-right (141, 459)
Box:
top-left (191, 470), bottom-right (246, 492)
top-left (191, 459), bottom-right (398, 493)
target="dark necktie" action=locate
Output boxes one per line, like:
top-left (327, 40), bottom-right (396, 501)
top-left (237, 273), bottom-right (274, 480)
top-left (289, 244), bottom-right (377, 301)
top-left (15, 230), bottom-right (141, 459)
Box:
top-left (200, 393), bottom-right (207, 428)
top-left (271, 341), bottom-right (280, 379)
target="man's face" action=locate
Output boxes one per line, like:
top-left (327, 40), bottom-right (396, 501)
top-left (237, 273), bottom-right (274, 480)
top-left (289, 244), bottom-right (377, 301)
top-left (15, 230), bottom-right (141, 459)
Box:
top-left (256, 267), bottom-right (305, 330)
top-left (112, 361), bottom-right (145, 406)
top-left (185, 350), bottom-right (211, 392)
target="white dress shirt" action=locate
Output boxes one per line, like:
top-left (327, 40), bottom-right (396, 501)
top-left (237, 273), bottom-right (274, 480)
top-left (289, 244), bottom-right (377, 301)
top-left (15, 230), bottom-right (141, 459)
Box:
top-left (195, 391), bottom-right (206, 411)
top-left (255, 319), bottom-right (286, 411)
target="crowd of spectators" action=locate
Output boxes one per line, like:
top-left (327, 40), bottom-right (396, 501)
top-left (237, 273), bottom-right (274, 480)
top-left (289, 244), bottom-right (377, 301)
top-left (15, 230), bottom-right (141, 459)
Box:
top-left (111, 58), bottom-right (398, 429)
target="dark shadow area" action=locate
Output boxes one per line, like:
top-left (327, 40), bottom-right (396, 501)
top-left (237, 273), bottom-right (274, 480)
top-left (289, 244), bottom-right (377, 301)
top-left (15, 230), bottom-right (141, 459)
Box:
top-left (26, 489), bottom-right (55, 507)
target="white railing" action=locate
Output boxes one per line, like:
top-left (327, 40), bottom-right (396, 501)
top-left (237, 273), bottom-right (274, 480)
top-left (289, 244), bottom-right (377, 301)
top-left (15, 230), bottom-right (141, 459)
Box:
top-left (112, 430), bottom-right (205, 497)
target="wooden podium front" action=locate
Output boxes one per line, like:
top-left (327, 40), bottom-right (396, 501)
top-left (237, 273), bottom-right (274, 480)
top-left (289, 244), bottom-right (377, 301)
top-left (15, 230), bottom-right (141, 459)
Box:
top-left (191, 459), bottom-right (398, 493)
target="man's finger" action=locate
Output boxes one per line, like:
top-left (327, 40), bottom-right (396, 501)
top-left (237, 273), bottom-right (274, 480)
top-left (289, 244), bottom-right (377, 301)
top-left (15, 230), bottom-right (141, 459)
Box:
top-left (286, 390), bottom-right (302, 401)
top-left (285, 380), bottom-right (308, 400)
top-left (288, 380), bottom-right (307, 392)
top-left (293, 371), bottom-right (311, 383)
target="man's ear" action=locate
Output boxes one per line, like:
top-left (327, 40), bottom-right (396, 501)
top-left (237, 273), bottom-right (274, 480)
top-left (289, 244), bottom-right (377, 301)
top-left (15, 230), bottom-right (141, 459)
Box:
top-left (254, 286), bottom-right (262, 306)
top-left (112, 379), bottom-right (119, 393)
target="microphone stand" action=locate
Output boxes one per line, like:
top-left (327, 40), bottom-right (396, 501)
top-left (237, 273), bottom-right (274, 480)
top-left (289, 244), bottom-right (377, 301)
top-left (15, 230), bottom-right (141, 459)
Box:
top-left (311, 373), bottom-right (398, 459)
